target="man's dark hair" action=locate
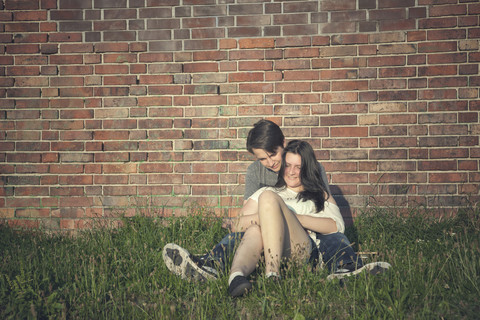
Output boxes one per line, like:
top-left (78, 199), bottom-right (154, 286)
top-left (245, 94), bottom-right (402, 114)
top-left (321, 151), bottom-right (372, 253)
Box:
top-left (246, 120), bottom-right (284, 154)
top-left (275, 140), bottom-right (329, 212)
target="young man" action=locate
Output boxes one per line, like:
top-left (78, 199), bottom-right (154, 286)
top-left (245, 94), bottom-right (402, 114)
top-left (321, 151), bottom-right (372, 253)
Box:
top-left (163, 120), bottom-right (390, 282)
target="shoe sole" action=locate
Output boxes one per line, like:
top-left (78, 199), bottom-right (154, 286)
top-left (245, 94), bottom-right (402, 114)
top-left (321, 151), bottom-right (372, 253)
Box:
top-left (162, 243), bottom-right (217, 281)
top-left (327, 261), bottom-right (392, 281)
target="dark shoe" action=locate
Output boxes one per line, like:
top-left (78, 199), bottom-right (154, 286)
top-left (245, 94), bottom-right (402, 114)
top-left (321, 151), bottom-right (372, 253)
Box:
top-left (162, 243), bottom-right (218, 281)
top-left (327, 261), bottom-right (391, 281)
top-left (228, 275), bottom-right (252, 297)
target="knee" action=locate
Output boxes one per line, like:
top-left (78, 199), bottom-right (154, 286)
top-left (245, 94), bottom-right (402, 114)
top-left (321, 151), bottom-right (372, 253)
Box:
top-left (245, 224), bottom-right (261, 235)
top-left (258, 190), bottom-right (281, 205)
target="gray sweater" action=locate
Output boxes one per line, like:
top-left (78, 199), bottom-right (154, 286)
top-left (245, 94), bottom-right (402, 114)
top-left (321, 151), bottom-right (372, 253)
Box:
top-left (244, 160), bottom-right (331, 200)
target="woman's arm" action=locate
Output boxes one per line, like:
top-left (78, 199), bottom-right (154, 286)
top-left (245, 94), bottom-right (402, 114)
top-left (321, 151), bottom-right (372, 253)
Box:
top-left (295, 215), bottom-right (338, 234)
top-left (296, 195), bottom-right (339, 234)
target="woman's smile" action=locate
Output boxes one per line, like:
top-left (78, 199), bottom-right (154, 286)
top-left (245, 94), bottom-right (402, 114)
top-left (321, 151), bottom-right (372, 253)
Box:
top-left (284, 152), bottom-right (302, 191)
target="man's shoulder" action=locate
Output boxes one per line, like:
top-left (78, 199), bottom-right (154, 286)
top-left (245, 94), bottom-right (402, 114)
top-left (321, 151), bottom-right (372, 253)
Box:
top-left (247, 160), bottom-right (263, 172)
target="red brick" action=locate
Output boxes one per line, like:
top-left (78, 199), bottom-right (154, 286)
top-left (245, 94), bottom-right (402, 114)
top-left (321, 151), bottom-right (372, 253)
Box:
top-left (0, 142), bottom-right (15, 151)
top-left (275, 60), bottom-right (310, 70)
top-left (15, 55), bottom-right (48, 65)
top-left (276, 82), bottom-right (311, 92)
top-left (378, 90), bottom-right (417, 101)
top-left (431, 148), bottom-right (468, 159)
top-left (48, 33), bottom-right (82, 42)
top-left (379, 137), bottom-right (417, 148)
top-left (93, 87), bottom-right (129, 96)
top-left (94, 64), bottom-right (129, 74)
top-left (419, 89), bottom-right (457, 100)
top-left (6, 22), bottom-right (40, 32)
top-left (379, 114), bottom-right (416, 124)
top-left (6, 44), bottom-right (39, 54)
top-left (370, 125), bottom-right (407, 136)
top-left (284, 93), bottom-right (319, 104)
top-left (430, 4), bottom-right (467, 17)
top-left (138, 96), bottom-right (172, 107)
top-left (58, 65), bottom-right (93, 76)
top-left (429, 172), bottom-right (468, 183)
top-left (368, 56), bottom-right (406, 67)
top-left (50, 54), bottom-right (83, 65)
top-left (238, 83), bottom-right (273, 94)
top-left (183, 62), bottom-right (218, 73)
top-left (429, 77), bottom-right (468, 88)
top-left (15, 11), bottom-right (47, 21)
top-left (419, 17), bottom-right (457, 29)
top-left (320, 0), bottom-right (356, 11)
top-left (137, 75), bottom-right (173, 85)
top-left (330, 127), bottom-right (368, 137)
top-left (322, 92), bottom-right (358, 103)
top-left (7, 66), bottom-right (40, 76)
top-left (16, 141), bottom-right (49, 151)
top-left (238, 61), bottom-right (273, 71)
top-left (7, 88), bottom-right (41, 97)
top-left (418, 41), bottom-right (457, 53)
top-left (229, 72), bottom-right (263, 82)
top-left (333, 80), bottom-right (369, 91)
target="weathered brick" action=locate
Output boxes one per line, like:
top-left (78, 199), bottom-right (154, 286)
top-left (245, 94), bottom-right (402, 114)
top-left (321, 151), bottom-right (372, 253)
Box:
top-left (320, 1), bottom-right (356, 11)
top-left (7, 66), bottom-right (40, 76)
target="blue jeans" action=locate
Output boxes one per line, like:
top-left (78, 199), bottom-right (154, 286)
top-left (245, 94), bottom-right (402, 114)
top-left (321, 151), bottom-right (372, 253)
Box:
top-left (316, 232), bottom-right (363, 271)
top-left (205, 231), bottom-right (362, 273)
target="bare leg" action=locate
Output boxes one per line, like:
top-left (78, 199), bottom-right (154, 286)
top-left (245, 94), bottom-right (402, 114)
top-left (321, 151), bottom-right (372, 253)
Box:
top-left (229, 224), bottom-right (263, 277)
top-left (257, 190), bottom-right (311, 275)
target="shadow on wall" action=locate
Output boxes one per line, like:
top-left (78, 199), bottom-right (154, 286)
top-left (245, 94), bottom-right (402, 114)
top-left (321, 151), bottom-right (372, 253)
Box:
top-left (330, 185), bottom-right (354, 225)
top-left (330, 185), bottom-right (362, 251)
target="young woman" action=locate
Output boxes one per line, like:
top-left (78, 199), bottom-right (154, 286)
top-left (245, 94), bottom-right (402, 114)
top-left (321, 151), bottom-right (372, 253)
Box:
top-left (227, 140), bottom-right (345, 297)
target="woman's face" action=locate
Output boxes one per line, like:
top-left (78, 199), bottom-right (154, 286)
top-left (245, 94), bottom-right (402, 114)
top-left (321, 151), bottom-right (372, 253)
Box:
top-left (283, 152), bottom-right (303, 191)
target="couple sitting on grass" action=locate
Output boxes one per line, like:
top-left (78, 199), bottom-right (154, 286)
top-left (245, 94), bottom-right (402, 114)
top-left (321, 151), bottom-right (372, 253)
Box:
top-left (163, 120), bottom-right (391, 297)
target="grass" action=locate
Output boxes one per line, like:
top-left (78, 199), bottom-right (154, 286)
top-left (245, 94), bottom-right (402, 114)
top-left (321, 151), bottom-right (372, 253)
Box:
top-left (0, 205), bottom-right (479, 319)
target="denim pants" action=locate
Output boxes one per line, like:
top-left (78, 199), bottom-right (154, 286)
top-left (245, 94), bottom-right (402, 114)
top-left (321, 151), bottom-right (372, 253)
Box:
top-left (205, 231), bottom-right (362, 273)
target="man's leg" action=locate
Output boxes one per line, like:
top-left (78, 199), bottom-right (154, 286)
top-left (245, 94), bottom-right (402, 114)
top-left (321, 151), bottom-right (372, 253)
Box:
top-left (317, 232), bottom-right (362, 272)
top-left (162, 232), bottom-right (244, 281)
top-left (201, 232), bottom-right (244, 272)
top-left (317, 232), bottom-right (391, 281)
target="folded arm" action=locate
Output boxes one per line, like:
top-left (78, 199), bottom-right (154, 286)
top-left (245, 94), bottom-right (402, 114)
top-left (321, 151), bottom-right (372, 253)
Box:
top-left (295, 197), bottom-right (339, 234)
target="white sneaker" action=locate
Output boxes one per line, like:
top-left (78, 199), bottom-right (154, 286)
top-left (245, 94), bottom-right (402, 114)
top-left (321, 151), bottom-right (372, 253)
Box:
top-left (327, 261), bottom-right (392, 281)
top-left (162, 243), bottom-right (218, 281)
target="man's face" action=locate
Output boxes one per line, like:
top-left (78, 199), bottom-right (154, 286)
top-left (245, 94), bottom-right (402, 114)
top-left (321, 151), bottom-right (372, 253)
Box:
top-left (283, 152), bottom-right (302, 190)
top-left (251, 146), bottom-right (284, 172)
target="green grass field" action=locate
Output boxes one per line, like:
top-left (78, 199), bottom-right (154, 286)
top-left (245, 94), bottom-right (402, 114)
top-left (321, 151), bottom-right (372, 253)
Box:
top-left (1, 206), bottom-right (478, 319)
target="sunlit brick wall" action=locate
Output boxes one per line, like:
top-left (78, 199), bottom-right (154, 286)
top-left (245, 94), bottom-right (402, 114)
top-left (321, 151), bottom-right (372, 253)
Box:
top-left (1, 0), bottom-right (479, 230)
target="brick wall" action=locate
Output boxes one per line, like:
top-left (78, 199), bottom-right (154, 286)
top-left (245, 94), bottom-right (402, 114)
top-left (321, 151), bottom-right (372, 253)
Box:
top-left (1, 0), bottom-right (479, 230)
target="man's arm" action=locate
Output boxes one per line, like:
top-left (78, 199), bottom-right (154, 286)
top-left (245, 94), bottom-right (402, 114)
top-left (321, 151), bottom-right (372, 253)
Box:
top-left (224, 198), bottom-right (259, 232)
top-left (244, 162), bottom-right (261, 201)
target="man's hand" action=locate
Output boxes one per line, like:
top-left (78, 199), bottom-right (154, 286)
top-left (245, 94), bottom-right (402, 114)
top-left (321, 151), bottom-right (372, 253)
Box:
top-left (222, 218), bottom-right (234, 232)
